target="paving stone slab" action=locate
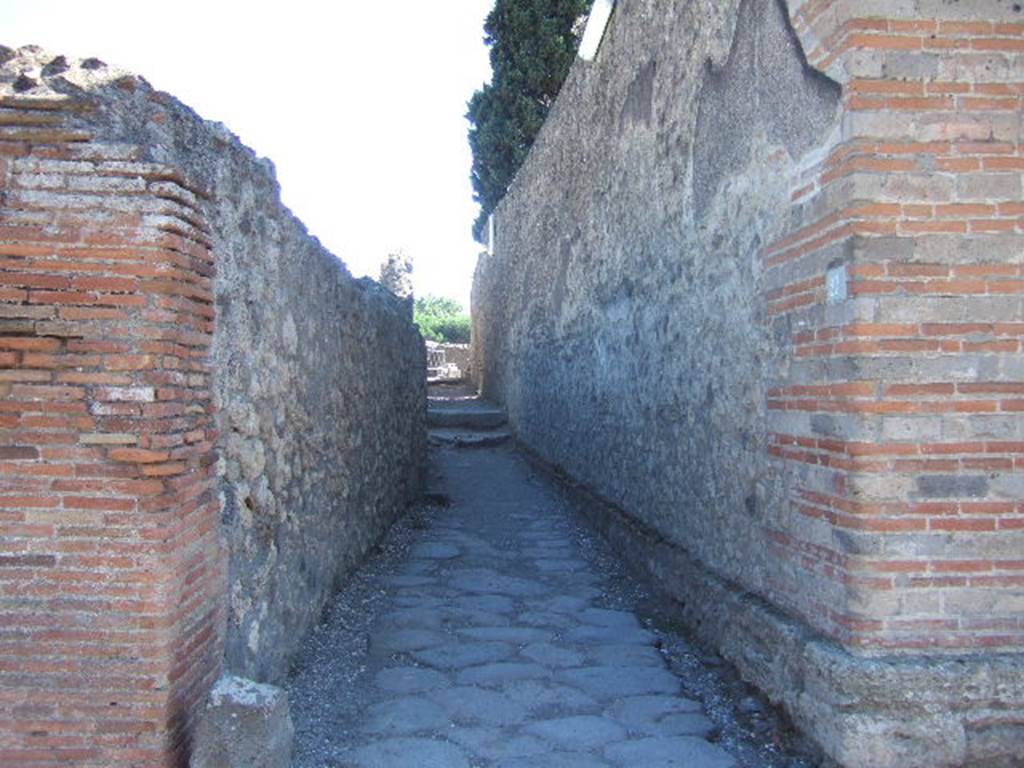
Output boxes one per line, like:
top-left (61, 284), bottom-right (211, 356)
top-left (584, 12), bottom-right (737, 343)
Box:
top-left (384, 575), bottom-right (437, 587)
top-left (455, 662), bottom-right (548, 686)
top-left (564, 623), bottom-right (657, 645)
top-left (411, 542), bottom-right (461, 559)
top-left (447, 727), bottom-right (551, 761)
top-left (521, 642), bottom-right (586, 668)
top-left (495, 753), bottom-right (612, 768)
top-left (347, 737), bottom-right (470, 768)
top-left (515, 610), bottom-right (579, 629)
top-left (371, 629), bottom-right (446, 654)
top-left (447, 569), bottom-right (547, 596)
top-left (374, 666), bottom-right (449, 694)
top-left (441, 607), bottom-right (514, 628)
top-left (457, 626), bottom-right (553, 643)
top-left (361, 697), bottom-right (450, 735)
top-left (586, 643), bottom-right (667, 668)
top-left (397, 560), bottom-right (437, 576)
top-left (607, 694), bottom-right (703, 728)
top-left (391, 597), bottom-right (447, 610)
top-left (521, 547), bottom-right (575, 558)
top-left (525, 715), bottom-right (629, 750)
top-left (604, 736), bottom-right (737, 768)
top-left (412, 641), bottom-right (513, 669)
top-left (558, 666), bottom-right (681, 698)
top-left (532, 557), bottom-right (591, 573)
top-left (498, 680), bottom-right (600, 714)
top-left (379, 607), bottom-right (445, 631)
top-left (427, 686), bottom-right (531, 726)
top-left (391, 586), bottom-right (462, 600)
top-left (451, 594), bottom-right (516, 613)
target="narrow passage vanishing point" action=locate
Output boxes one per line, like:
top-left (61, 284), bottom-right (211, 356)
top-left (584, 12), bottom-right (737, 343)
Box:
top-left (287, 386), bottom-right (812, 768)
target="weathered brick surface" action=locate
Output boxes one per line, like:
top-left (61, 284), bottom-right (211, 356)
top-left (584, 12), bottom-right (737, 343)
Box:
top-left (472, 1), bottom-right (1024, 765)
top-left (766, 0), bottom-right (1024, 655)
top-left (0, 97), bottom-right (224, 767)
top-left (0, 46), bottom-right (425, 766)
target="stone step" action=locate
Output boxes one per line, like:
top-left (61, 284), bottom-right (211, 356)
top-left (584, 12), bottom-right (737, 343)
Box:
top-left (428, 429), bottom-right (512, 448)
top-left (427, 406), bottom-right (507, 429)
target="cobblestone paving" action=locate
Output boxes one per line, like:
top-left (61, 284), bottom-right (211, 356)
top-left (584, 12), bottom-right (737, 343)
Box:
top-left (289, 404), bottom-right (816, 767)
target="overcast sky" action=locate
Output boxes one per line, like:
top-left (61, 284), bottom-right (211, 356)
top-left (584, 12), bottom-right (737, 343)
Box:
top-left (0, 1), bottom-right (494, 307)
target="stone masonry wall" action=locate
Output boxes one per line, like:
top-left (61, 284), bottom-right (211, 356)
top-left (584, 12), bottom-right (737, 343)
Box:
top-left (0, 46), bottom-right (425, 766)
top-left (208, 96), bottom-right (425, 687)
top-left (472, 1), bottom-right (1024, 765)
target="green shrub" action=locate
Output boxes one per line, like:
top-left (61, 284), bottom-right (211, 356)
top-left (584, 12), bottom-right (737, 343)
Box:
top-left (414, 296), bottom-right (471, 344)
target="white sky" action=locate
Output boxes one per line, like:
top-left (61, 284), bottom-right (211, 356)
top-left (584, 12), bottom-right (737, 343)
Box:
top-left (0, 0), bottom-right (494, 308)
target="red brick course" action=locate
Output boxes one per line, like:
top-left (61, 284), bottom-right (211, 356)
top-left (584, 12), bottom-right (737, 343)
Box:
top-left (765, 4), bottom-right (1024, 653)
top-left (0, 95), bottom-right (225, 766)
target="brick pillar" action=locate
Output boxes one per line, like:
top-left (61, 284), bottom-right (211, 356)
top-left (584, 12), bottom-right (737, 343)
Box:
top-left (0, 95), bottom-right (225, 766)
top-left (765, 2), bottom-right (1023, 655)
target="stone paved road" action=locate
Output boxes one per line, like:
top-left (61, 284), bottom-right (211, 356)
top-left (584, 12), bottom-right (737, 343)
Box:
top-left (289, 397), bottom-right (814, 768)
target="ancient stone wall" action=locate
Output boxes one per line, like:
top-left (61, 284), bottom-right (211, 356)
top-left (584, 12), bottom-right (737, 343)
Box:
top-left (207, 97), bottom-right (425, 687)
top-left (472, 1), bottom-right (1024, 765)
top-left (0, 46), bottom-right (425, 766)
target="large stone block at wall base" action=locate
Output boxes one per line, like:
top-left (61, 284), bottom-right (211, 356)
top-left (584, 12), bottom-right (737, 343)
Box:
top-left (190, 676), bottom-right (294, 768)
top-left (473, 0), bottom-right (1024, 764)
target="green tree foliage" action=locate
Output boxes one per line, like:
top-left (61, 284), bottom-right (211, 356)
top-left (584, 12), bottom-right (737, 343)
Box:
top-left (467, 0), bottom-right (593, 241)
top-left (414, 296), bottom-right (472, 344)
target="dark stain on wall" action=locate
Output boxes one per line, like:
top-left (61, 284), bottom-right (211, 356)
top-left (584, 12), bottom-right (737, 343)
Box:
top-left (619, 59), bottom-right (657, 133)
top-left (692, 0), bottom-right (840, 216)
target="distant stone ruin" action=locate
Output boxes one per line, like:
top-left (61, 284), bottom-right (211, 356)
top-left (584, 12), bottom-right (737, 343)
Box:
top-left (0, 45), bottom-right (424, 766)
top-left (427, 341), bottom-right (472, 382)
top-left (472, 1), bottom-right (1024, 766)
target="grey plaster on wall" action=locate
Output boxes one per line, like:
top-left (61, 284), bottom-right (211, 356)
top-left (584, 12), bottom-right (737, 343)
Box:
top-left (693, 0), bottom-right (841, 216)
top-left (470, 0), bottom-right (1024, 764)
top-left (473, 0), bottom-right (840, 623)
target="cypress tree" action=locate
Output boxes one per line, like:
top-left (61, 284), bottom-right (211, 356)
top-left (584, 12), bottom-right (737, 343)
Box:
top-left (467, 0), bottom-right (593, 242)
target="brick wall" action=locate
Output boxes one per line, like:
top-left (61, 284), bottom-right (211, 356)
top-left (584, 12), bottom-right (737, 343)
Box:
top-left (0, 48), bottom-right (426, 766)
top-left (766, 0), bottom-right (1024, 655)
top-left (0, 97), bottom-right (225, 766)
top-left (472, 0), bottom-right (1024, 763)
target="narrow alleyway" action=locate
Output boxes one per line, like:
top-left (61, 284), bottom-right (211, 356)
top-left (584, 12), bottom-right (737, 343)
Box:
top-left (286, 386), bottom-right (816, 768)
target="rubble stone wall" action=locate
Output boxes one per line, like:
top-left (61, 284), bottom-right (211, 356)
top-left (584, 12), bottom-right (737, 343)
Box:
top-left (0, 46), bottom-right (425, 766)
top-left (472, 1), bottom-right (1024, 765)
